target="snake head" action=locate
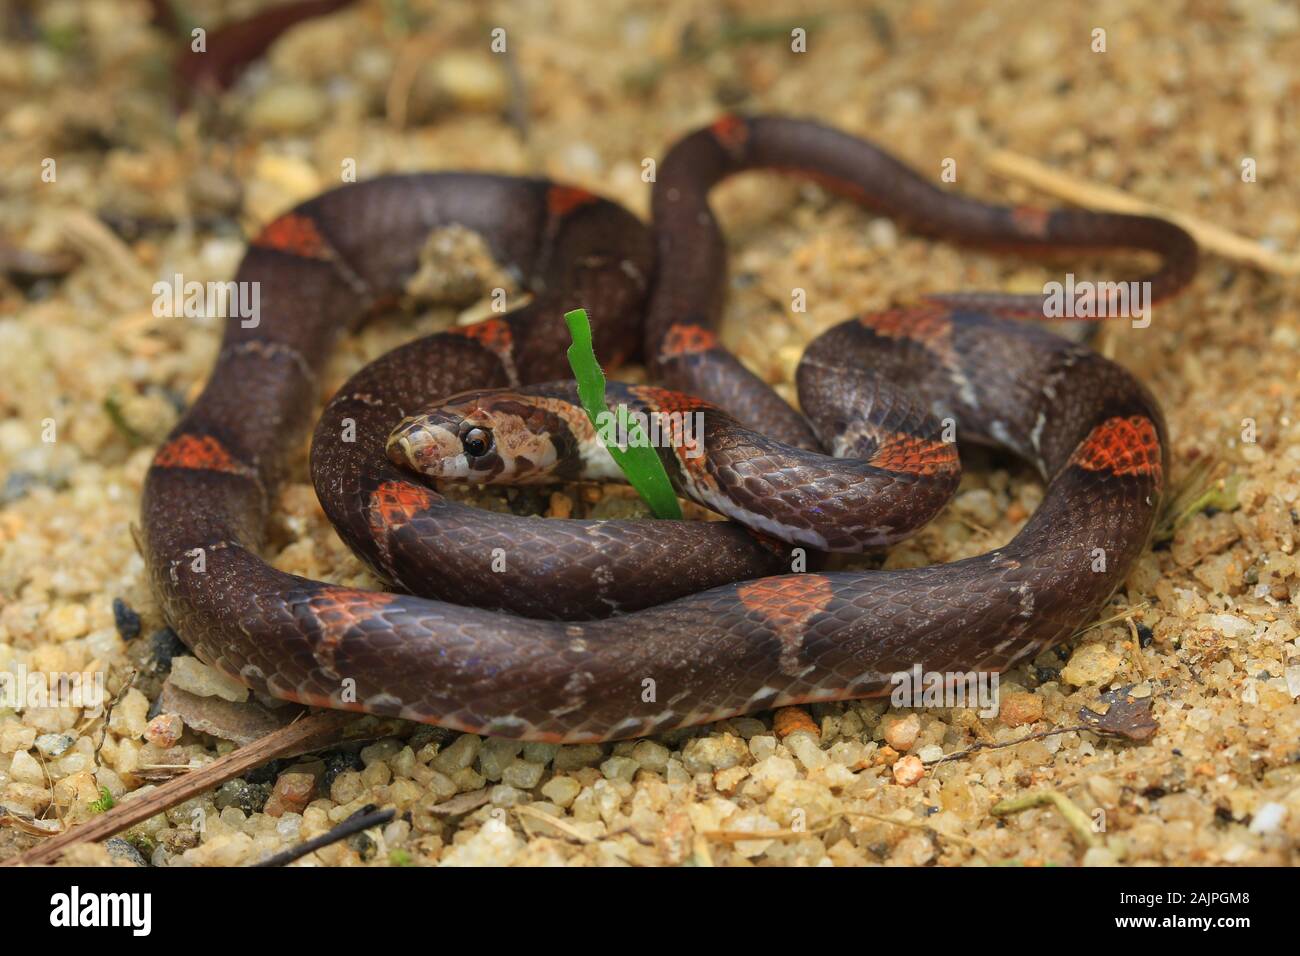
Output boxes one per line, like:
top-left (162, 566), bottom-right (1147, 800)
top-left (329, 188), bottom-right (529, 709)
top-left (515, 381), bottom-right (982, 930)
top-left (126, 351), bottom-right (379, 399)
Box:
top-left (386, 388), bottom-right (566, 484)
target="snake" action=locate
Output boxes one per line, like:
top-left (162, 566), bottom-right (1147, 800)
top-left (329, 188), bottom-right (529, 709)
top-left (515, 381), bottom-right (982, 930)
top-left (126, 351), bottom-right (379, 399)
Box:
top-left (141, 115), bottom-right (1196, 742)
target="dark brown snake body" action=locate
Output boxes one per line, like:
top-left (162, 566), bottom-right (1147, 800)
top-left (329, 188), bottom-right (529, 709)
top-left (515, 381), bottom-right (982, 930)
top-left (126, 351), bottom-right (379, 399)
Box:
top-left (142, 116), bottom-right (1196, 742)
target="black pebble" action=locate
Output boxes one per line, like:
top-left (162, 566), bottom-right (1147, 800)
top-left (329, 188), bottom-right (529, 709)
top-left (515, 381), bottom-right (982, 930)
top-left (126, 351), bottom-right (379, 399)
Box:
top-left (149, 628), bottom-right (188, 672)
top-left (214, 778), bottom-right (273, 814)
top-left (104, 837), bottom-right (149, 867)
top-left (1135, 622), bottom-right (1154, 648)
top-left (244, 759), bottom-right (289, 786)
top-left (113, 598), bottom-right (142, 640)
top-left (348, 831), bottom-right (378, 861)
top-left (506, 487), bottom-right (548, 516)
top-left (321, 749), bottom-right (365, 792)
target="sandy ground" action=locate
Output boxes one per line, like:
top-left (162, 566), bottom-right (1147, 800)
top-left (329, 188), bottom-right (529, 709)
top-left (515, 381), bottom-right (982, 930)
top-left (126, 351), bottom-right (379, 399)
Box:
top-left (1, 0), bottom-right (1298, 866)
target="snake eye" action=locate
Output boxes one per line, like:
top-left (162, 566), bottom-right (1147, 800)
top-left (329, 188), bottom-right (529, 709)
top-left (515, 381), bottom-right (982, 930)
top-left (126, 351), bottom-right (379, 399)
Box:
top-left (461, 426), bottom-right (493, 458)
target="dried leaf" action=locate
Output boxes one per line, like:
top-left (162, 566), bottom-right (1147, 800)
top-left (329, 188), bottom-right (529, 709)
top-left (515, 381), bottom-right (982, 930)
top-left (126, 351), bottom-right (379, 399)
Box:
top-left (1080, 685), bottom-right (1158, 741)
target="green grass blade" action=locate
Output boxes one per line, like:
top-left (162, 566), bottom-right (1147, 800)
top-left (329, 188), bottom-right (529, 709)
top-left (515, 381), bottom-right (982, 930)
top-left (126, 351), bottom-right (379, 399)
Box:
top-left (564, 309), bottom-right (683, 519)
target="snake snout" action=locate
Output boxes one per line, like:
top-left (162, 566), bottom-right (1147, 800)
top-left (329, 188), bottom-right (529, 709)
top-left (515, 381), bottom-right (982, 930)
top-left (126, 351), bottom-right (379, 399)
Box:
top-left (386, 416), bottom-right (465, 477)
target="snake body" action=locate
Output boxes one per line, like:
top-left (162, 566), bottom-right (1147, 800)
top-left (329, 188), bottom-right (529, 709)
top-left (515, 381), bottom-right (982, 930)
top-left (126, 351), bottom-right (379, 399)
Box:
top-left (141, 116), bottom-right (1196, 742)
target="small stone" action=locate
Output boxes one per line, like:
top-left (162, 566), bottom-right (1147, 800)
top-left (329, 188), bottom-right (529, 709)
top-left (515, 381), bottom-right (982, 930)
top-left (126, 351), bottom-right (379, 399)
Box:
top-left (1207, 614), bottom-right (1253, 639)
top-left (265, 770), bottom-right (317, 818)
top-left (866, 217), bottom-right (898, 249)
top-left (522, 742), bottom-right (559, 766)
top-left (45, 604), bottom-right (87, 642)
top-left (681, 734), bottom-right (748, 773)
top-left (0, 724), bottom-right (37, 753)
top-left (34, 733), bottom-right (76, 757)
top-left (883, 713), bottom-right (921, 751)
top-left (892, 754), bottom-right (925, 786)
top-left (489, 784), bottom-right (524, 807)
top-left (359, 739), bottom-right (402, 767)
top-left (440, 818), bottom-right (521, 866)
top-left (9, 749), bottom-right (44, 784)
top-left (477, 738), bottom-right (523, 781)
top-left (551, 743), bottom-right (604, 771)
top-left (450, 767), bottom-right (485, 791)
top-left (999, 691), bottom-right (1044, 727)
top-left (168, 656), bottom-right (249, 703)
top-left (1060, 643), bottom-right (1122, 687)
top-left (360, 760), bottom-right (391, 788)
top-left (828, 740), bottom-right (866, 767)
top-left (432, 734), bottom-right (481, 773)
top-left (786, 732), bottom-right (829, 771)
top-left (501, 758), bottom-right (545, 790)
top-left (953, 488), bottom-right (1001, 526)
top-left (144, 713), bottom-right (183, 748)
top-left (104, 837), bottom-right (147, 867)
top-left (630, 740), bottom-right (670, 774)
top-left (713, 766), bottom-right (748, 794)
top-left (765, 779), bottom-right (837, 828)
top-left (107, 688), bottom-right (150, 738)
top-left (916, 744), bottom-right (944, 763)
top-left (725, 812), bottom-right (779, 857)
top-left (749, 755), bottom-right (799, 788)
top-left (874, 745), bottom-right (901, 767)
top-left (773, 706), bottom-right (818, 739)
top-left (892, 832), bottom-right (935, 865)
top-left (1285, 664), bottom-right (1300, 699)
top-left (329, 770), bottom-right (365, 806)
top-left (727, 717), bottom-right (768, 739)
top-left (600, 755), bottom-right (638, 782)
top-left (540, 775), bottom-right (581, 808)
top-left (428, 52), bottom-right (508, 111)
top-left (1249, 802), bottom-right (1286, 834)
top-left (1082, 846), bottom-right (1120, 867)
top-left (214, 778), bottom-right (271, 815)
top-left (247, 82), bottom-right (329, 133)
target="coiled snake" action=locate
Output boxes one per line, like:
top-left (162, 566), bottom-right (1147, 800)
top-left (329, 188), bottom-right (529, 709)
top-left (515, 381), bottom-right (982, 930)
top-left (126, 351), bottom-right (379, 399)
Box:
top-left (142, 115), bottom-right (1196, 741)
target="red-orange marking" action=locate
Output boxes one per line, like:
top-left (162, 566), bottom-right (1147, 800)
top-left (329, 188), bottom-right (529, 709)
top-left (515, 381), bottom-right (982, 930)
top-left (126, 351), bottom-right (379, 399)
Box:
top-left (872, 432), bottom-right (960, 477)
top-left (661, 323), bottom-right (719, 357)
top-left (252, 213), bottom-right (331, 259)
top-left (312, 590), bottom-right (397, 634)
top-left (152, 434), bottom-right (245, 474)
top-left (629, 385), bottom-right (709, 416)
top-left (857, 304), bottom-right (953, 347)
top-left (710, 114), bottom-right (750, 153)
top-left (452, 317), bottom-right (514, 362)
top-left (1069, 416), bottom-right (1163, 484)
top-left (738, 575), bottom-right (835, 674)
top-left (311, 589), bottom-right (403, 661)
top-left (738, 575), bottom-right (835, 633)
top-left (546, 185), bottom-right (598, 218)
top-left (1011, 206), bottom-right (1052, 239)
top-left (367, 480), bottom-right (439, 539)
